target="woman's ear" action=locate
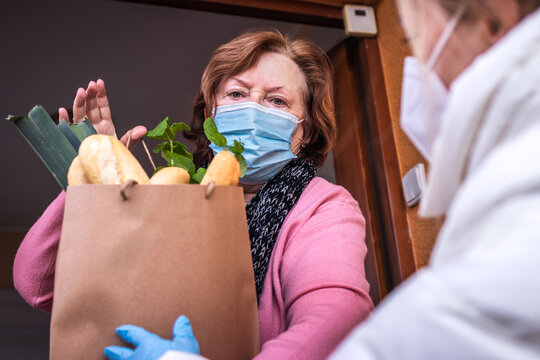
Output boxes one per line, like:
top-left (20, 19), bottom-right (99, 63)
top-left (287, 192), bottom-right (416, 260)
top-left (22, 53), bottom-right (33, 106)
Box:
top-left (203, 103), bottom-right (216, 120)
top-left (487, 17), bottom-right (503, 37)
top-left (483, 1), bottom-right (522, 44)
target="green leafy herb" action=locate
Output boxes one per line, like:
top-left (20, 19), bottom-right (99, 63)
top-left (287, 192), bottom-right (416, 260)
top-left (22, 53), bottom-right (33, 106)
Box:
top-left (146, 116), bottom-right (246, 182)
top-left (191, 167), bottom-right (207, 184)
top-left (145, 116), bottom-right (171, 140)
top-left (146, 116), bottom-right (198, 179)
top-left (202, 119), bottom-right (247, 177)
top-left (203, 117), bottom-right (227, 147)
top-left (228, 139), bottom-right (244, 154)
top-left (162, 150), bottom-right (196, 175)
top-left (234, 153), bottom-right (247, 177)
top-left (226, 140), bottom-right (246, 177)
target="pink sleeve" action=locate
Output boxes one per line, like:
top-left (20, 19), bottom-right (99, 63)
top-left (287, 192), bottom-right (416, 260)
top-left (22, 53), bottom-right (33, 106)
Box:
top-left (13, 191), bottom-right (65, 312)
top-left (256, 194), bottom-right (374, 360)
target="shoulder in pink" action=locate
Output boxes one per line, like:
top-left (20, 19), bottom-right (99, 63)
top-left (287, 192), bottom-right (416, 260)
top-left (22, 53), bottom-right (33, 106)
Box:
top-left (256, 177), bottom-right (374, 360)
top-left (13, 191), bottom-right (66, 312)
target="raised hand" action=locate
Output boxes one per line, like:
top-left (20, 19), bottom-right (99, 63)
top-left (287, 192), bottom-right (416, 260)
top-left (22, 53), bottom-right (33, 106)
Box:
top-left (59, 79), bottom-right (147, 150)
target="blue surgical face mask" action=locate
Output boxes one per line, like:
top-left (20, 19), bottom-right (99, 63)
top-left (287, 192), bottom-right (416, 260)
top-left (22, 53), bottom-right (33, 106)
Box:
top-left (210, 102), bottom-right (302, 185)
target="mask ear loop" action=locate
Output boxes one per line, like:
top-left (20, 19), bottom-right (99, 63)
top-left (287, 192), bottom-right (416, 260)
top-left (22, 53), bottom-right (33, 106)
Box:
top-left (421, 5), bottom-right (465, 164)
top-left (293, 115), bottom-right (306, 156)
top-left (294, 141), bottom-right (306, 156)
top-left (426, 5), bottom-right (466, 70)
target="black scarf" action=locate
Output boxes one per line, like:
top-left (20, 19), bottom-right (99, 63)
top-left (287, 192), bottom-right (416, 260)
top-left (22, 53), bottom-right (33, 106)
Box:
top-left (245, 159), bottom-right (316, 298)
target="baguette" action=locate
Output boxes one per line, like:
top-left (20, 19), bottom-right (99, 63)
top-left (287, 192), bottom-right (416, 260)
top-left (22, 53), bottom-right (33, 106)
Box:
top-left (78, 134), bottom-right (149, 184)
top-left (200, 150), bottom-right (240, 186)
top-left (67, 156), bottom-right (90, 186)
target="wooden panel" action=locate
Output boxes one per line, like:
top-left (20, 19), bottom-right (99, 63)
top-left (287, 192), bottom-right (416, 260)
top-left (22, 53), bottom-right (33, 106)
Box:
top-left (356, 37), bottom-right (416, 284)
top-left (0, 232), bottom-right (25, 289)
top-left (329, 41), bottom-right (388, 304)
top-left (117, 0), bottom-right (345, 27)
top-left (375, 0), bottom-right (441, 268)
top-left (330, 35), bottom-right (416, 299)
top-left (296, 0), bottom-right (379, 6)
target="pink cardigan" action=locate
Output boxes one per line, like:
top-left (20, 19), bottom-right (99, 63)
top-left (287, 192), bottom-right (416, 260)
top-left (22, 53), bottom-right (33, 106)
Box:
top-left (14, 177), bottom-right (373, 359)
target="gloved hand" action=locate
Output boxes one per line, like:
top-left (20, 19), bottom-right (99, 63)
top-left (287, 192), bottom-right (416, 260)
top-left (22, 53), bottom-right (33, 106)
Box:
top-left (104, 315), bottom-right (200, 360)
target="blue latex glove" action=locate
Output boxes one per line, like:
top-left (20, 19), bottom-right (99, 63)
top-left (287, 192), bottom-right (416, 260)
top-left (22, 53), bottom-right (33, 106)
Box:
top-left (104, 315), bottom-right (200, 360)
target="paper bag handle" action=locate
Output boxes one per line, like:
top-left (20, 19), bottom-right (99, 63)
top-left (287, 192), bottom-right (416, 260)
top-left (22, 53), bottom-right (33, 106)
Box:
top-left (120, 179), bottom-right (138, 200)
top-left (205, 181), bottom-right (216, 199)
top-left (120, 179), bottom-right (216, 200)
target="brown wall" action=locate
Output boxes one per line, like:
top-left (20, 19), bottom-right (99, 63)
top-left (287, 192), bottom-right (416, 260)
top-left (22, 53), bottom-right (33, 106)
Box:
top-left (0, 232), bottom-right (24, 288)
top-left (374, 0), bottom-right (442, 268)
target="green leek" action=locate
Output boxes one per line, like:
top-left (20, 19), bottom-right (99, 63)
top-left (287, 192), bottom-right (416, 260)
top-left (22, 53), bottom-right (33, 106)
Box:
top-left (7, 105), bottom-right (97, 190)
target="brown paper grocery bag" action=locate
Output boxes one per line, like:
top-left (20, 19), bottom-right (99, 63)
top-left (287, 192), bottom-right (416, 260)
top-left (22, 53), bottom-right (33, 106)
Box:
top-left (50, 184), bottom-right (259, 360)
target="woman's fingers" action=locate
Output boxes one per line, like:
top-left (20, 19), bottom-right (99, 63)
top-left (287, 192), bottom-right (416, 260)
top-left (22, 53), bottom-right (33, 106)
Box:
top-left (85, 79), bottom-right (116, 136)
top-left (119, 126), bottom-right (148, 150)
top-left (72, 88), bottom-right (87, 123)
top-left (85, 81), bottom-right (101, 125)
top-left (67, 79), bottom-right (118, 137)
top-left (58, 107), bottom-right (70, 123)
top-left (96, 79), bottom-right (112, 121)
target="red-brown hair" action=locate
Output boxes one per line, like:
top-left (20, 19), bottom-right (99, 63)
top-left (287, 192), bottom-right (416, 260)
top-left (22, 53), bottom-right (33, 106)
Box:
top-left (185, 29), bottom-right (336, 167)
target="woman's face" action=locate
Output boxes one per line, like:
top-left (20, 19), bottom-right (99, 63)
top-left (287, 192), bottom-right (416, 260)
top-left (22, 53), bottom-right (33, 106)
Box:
top-left (397, 0), bottom-right (520, 87)
top-left (216, 51), bottom-right (307, 154)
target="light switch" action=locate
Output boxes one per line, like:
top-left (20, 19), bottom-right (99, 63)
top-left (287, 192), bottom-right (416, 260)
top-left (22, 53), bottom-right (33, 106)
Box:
top-left (343, 4), bottom-right (377, 37)
top-left (402, 163), bottom-right (426, 207)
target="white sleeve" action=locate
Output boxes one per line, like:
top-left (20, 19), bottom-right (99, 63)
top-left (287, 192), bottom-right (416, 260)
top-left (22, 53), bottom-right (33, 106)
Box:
top-left (329, 199), bottom-right (540, 360)
top-left (329, 270), bottom-right (536, 359)
top-left (158, 351), bottom-right (208, 360)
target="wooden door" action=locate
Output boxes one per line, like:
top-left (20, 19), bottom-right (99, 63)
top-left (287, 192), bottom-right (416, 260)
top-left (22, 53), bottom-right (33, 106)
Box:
top-left (328, 37), bottom-right (415, 304)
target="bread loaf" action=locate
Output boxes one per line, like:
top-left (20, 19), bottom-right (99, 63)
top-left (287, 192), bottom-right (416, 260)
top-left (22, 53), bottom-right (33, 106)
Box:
top-left (78, 134), bottom-right (149, 184)
top-left (200, 150), bottom-right (240, 186)
top-left (67, 156), bottom-right (90, 186)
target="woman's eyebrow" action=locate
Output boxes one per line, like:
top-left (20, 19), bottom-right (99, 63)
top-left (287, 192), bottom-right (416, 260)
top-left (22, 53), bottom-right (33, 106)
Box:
top-left (230, 78), bottom-right (287, 93)
top-left (229, 78), bottom-right (250, 88)
top-left (267, 85), bottom-right (285, 92)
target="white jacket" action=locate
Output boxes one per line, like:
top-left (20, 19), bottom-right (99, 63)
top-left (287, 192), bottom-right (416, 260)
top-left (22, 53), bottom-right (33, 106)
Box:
top-left (330, 7), bottom-right (540, 360)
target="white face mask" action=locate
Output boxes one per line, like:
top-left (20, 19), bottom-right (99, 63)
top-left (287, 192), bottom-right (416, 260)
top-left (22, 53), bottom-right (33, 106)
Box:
top-left (400, 6), bottom-right (465, 161)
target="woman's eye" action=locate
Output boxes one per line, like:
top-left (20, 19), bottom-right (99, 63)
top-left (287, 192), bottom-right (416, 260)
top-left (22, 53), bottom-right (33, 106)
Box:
top-left (271, 98), bottom-right (286, 106)
top-left (229, 91), bottom-right (244, 98)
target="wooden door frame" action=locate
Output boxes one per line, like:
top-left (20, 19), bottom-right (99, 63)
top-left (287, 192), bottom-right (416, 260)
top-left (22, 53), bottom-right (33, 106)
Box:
top-left (115, 0), bottom-right (380, 27)
top-left (116, 0), bottom-right (415, 302)
top-left (116, 0), bottom-right (344, 27)
top-left (353, 37), bottom-right (416, 288)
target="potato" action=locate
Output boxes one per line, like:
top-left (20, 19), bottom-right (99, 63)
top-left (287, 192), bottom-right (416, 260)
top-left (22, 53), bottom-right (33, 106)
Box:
top-left (150, 166), bottom-right (190, 185)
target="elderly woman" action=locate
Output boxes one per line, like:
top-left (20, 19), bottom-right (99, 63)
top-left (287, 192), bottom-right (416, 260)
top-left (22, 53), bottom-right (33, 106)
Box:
top-left (329, 0), bottom-right (540, 359)
top-left (13, 30), bottom-right (373, 359)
